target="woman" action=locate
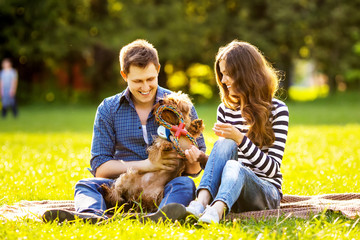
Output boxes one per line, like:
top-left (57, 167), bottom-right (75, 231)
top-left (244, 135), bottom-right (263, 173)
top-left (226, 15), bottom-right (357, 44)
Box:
top-left (186, 40), bottom-right (289, 223)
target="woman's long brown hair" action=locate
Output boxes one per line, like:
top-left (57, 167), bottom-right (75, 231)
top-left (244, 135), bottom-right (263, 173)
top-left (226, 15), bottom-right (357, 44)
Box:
top-left (215, 41), bottom-right (280, 148)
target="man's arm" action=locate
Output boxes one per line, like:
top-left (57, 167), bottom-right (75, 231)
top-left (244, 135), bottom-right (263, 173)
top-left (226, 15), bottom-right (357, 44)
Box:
top-left (95, 159), bottom-right (150, 178)
top-left (95, 156), bottom-right (180, 179)
top-left (91, 100), bottom-right (180, 178)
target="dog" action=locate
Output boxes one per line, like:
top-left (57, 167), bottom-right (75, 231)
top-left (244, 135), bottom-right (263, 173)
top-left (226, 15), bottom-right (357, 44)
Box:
top-left (101, 92), bottom-right (205, 212)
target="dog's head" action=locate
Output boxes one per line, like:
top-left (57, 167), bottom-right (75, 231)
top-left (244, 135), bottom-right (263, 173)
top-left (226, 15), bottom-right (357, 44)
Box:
top-left (153, 91), bottom-right (193, 129)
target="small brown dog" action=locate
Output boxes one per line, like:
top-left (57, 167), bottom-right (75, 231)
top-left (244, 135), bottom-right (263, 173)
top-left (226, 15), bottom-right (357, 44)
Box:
top-left (101, 92), bottom-right (205, 212)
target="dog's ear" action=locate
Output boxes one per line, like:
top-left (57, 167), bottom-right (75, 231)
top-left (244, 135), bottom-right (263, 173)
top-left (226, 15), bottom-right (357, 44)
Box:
top-left (148, 138), bottom-right (173, 163)
top-left (178, 101), bottom-right (191, 116)
top-left (174, 92), bottom-right (193, 115)
top-left (153, 101), bottom-right (162, 114)
top-left (187, 119), bottom-right (205, 138)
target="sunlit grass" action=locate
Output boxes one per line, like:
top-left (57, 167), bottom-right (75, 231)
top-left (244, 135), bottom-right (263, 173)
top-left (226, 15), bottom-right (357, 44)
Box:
top-left (288, 85), bottom-right (329, 101)
top-left (1, 92), bottom-right (360, 239)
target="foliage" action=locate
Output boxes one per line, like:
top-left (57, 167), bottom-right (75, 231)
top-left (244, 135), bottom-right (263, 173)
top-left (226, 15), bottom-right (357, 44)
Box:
top-left (1, 0), bottom-right (359, 103)
top-left (1, 92), bottom-right (360, 238)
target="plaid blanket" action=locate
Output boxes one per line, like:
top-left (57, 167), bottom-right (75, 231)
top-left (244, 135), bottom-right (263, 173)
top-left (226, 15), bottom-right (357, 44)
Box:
top-left (1, 193), bottom-right (360, 222)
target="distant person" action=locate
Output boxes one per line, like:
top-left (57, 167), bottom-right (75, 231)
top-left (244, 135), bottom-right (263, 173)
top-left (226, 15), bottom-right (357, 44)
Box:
top-left (185, 40), bottom-right (289, 223)
top-left (0, 58), bottom-right (18, 118)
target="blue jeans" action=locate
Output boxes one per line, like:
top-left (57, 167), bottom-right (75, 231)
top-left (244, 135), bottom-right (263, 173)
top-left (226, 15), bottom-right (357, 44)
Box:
top-left (74, 176), bottom-right (195, 216)
top-left (197, 139), bottom-right (280, 213)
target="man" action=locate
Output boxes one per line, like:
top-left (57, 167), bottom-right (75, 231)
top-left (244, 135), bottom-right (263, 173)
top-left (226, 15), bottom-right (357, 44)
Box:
top-left (43, 39), bottom-right (206, 223)
top-left (0, 58), bottom-right (18, 118)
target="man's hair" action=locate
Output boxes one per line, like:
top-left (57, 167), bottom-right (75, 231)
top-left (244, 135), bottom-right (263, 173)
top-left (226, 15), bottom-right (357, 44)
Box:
top-left (119, 39), bottom-right (159, 75)
top-left (2, 58), bottom-right (12, 64)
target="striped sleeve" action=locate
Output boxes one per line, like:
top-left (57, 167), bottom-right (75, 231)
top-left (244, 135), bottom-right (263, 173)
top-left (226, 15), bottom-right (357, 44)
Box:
top-left (237, 100), bottom-right (289, 178)
top-left (217, 103), bottom-right (226, 123)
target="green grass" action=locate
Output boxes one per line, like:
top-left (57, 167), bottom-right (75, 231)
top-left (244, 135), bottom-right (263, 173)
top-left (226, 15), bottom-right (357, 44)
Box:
top-left (1, 91), bottom-right (360, 239)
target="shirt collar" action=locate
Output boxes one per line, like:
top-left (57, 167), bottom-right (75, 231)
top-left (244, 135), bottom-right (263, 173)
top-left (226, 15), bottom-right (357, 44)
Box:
top-left (118, 86), bottom-right (167, 109)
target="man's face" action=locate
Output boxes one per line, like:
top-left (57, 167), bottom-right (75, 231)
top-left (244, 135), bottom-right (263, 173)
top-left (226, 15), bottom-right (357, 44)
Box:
top-left (123, 63), bottom-right (159, 106)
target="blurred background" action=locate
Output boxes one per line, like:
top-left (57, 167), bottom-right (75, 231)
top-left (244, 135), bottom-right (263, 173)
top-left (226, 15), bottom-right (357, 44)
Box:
top-left (0, 0), bottom-right (359, 105)
top-left (1, 0), bottom-right (360, 210)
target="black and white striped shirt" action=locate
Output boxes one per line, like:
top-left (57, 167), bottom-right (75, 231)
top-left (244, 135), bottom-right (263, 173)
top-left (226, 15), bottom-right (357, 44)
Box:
top-left (217, 98), bottom-right (289, 196)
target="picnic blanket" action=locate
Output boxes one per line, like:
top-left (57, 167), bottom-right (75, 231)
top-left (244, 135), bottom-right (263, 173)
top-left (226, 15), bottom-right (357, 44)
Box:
top-left (1, 193), bottom-right (360, 222)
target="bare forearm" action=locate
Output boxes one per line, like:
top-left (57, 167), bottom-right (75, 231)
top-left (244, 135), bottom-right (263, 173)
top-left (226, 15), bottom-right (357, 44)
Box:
top-left (184, 160), bottom-right (202, 175)
top-left (185, 152), bottom-right (209, 174)
top-left (11, 78), bottom-right (18, 96)
top-left (95, 159), bottom-right (151, 178)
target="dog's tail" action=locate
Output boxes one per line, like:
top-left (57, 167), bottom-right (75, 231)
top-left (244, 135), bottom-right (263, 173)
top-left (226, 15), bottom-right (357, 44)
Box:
top-left (101, 184), bottom-right (125, 207)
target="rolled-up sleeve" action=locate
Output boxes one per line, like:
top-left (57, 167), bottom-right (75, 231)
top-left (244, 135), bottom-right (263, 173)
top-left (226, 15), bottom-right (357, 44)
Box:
top-left (90, 100), bottom-right (116, 175)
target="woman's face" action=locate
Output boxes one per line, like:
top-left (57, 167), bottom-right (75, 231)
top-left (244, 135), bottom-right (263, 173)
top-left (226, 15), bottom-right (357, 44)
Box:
top-left (219, 60), bottom-right (237, 96)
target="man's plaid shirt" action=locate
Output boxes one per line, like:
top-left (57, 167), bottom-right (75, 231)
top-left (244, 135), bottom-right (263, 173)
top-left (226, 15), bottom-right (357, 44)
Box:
top-left (90, 86), bottom-right (206, 176)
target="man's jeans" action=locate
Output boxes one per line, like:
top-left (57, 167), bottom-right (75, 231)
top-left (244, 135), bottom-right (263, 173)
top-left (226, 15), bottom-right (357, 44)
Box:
top-left (197, 139), bottom-right (281, 213)
top-left (74, 176), bottom-right (195, 217)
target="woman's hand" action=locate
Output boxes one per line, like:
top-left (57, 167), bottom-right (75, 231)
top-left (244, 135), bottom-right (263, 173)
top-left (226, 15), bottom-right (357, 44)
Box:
top-left (213, 123), bottom-right (244, 145)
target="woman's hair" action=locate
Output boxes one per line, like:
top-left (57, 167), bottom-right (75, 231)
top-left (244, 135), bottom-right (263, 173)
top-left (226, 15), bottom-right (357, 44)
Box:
top-left (119, 39), bottom-right (159, 75)
top-left (215, 40), bottom-right (281, 148)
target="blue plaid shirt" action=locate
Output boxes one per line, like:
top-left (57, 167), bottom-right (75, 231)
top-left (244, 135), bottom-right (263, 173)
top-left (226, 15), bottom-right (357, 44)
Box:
top-left (90, 86), bottom-right (206, 176)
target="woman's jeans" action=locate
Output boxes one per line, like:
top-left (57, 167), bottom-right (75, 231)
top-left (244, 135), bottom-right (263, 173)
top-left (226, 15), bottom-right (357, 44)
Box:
top-left (74, 176), bottom-right (195, 216)
top-left (197, 139), bottom-right (280, 213)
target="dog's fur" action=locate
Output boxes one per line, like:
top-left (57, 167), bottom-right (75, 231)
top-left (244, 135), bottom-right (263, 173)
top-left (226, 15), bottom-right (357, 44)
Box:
top-left (101, 92), bottom-right (205, 212)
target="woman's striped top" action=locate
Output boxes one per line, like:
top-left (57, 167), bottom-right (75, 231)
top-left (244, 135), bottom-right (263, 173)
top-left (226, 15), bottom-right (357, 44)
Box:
top-left (217, 98), bottom-right (289, 196)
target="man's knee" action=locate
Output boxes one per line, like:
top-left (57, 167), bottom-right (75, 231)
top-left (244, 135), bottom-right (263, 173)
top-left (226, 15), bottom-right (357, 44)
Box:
top-left (75, 178), bottom-right (112, 190)
top-left (75, 178), bottom-right (93, 188)
top-left (167, 176), bottom-right (196, 193)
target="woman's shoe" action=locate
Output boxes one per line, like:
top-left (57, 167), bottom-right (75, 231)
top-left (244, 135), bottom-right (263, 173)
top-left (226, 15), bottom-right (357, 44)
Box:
top-left (198, 205), bottom-right (220, 224)
top-left (185, 200), bottom-right (205, 218)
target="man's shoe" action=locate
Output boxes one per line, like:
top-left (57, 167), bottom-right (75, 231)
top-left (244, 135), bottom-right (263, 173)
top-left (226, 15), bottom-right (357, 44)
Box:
top-left (42, 209), bottom-right (105, 224)
top-left (140, 203), bottom-right (187, 223)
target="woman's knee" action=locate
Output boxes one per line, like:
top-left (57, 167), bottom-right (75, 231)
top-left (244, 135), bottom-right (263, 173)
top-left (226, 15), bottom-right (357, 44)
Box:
top-left (215, 138), bottom-right (237, 149)
top-left (223, 160), bottom-right (251, 181)
top-left (224, 159), bottom-right (239, 168)
top-left (214, 139), bottom-right (238, 156)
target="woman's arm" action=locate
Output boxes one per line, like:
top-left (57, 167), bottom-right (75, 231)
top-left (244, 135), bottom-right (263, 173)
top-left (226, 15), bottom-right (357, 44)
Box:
top-left (213, 102), bottom-right (289, 178)
top-left (237, 103), bottom-right (289, 177)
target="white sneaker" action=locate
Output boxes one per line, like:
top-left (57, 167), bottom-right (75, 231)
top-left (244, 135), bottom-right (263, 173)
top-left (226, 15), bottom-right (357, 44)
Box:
top-left (198, 205), bottom-right (220, 224)
top-left (185, 201), bottom-right (205, 218)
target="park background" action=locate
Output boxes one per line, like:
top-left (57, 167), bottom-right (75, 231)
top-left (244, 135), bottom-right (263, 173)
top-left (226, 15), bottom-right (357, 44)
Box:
top-left (1, 0), bottom-right (360, 239)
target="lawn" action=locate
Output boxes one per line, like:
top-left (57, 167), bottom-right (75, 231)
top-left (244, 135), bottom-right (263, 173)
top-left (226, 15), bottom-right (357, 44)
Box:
top-left (1, 91), bottom-right (360, 239)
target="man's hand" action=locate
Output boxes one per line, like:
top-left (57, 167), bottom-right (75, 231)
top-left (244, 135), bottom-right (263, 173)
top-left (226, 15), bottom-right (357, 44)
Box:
top-left (143, 148), bottom-right (183, 172)
top-left (213, 123), bottom-right (244, 145)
